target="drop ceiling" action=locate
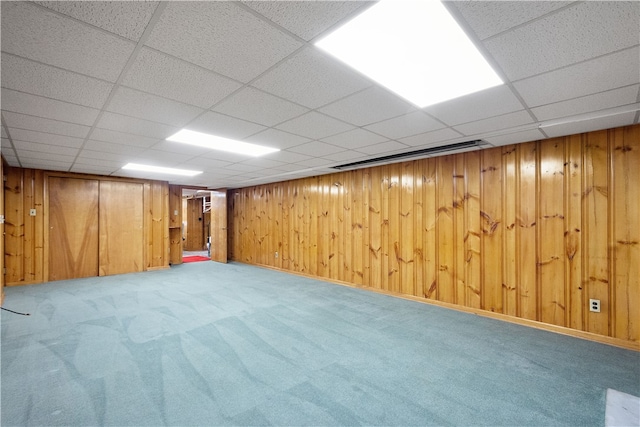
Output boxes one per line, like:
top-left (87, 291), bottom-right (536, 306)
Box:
top-left (1, 1), bottom-right (638, 189)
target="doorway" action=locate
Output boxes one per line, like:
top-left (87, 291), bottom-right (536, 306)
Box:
top-left (182, 188), bottom-right (210, 262)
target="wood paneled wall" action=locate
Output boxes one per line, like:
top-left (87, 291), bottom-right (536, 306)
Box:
top-left (1, 158), bottom-right (5, 303)
top-left (229, 125), bottom-right (640, 344)
top-left (3, 169), bottom-right (169, 285)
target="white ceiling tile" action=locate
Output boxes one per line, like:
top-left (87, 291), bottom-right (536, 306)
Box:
top-left (13, 140), bottom-right (79, 156)
top-left (83, 140), bottom-right (146, 156)
top-left (8, 128), bottom-right (85, 148)
top-left (322, 151), bottom-right (369, 163)
top-left (364, 111), bottom-right (445, 139)
top-left (252, 47), bottom-right (372, 109)
top-left (243, 1), bottom-right (372, 41)
top-left (542, 112), bottom-right (637, 138)
top-left (264, 150), bottom-right (313, 164)
top-left (33, 1), bottom-right (159, 41)
top-left (96, 112), bottom-right (179, 139)
top-left (146, 2), bottom-right (302, 82)
top-left (484, 128), bottom-right (546, 146)
top-left (150, 140), bottom-right (210, 157)
top-left (1, 111), bottom-right (90, 138)
top-left (514, 48), bottom-right (640, 108)
top-left (131, 149), bottom-right (193, 166)
top-left (20, 159), bottom-right (72, 171)
top-left (287, 141), bottom-right (345, 157)
top-left (75, 149), bottom-right (131, 163)
top-left (452, 1), bottom-right (573, 41)
top-left (425, 85), bottom-right (524, 126)
top-left (321, 128), bottom-right (388, 150)
top-left (90, 128), bottom-right (159, 148)
top-left (200, 151), bottom-right (255, 165)
top-left (187, 111), bottom-right (267, 140)
top-left (16, 148), bottom-right (75, 163)
top-left (318, 87), bottom-right (414, 127)
top-left (1, 54), bottom-right (113, 109)
top-left (276, 111), bottom-right (354, 140)
top-left (243, 128), bottom-right (311, 150)
top-left (486, 2), bottom-right (640, 80)
top-left (454, 110), bottom-right (534, 136)
top-left (398, 128), bottom-right (464, 147)
top-left (180, 157), bottom-right (233, 169)
top-left (1, 128), bottom-right (7, 138)
top-left (107, 87), bottom-right (204, 127)
top-left (352, 140), bottom-right (409, 156)
top-left (531, 85), bottom-right (640, 122)
top-left (213, 87), bottom-right (308, 127)
top-left (237, 158), bottom-right (288, 169)
top-left (122, 48), bottom-right (242, 109)
top-left (293, 157), bottom-right (335, 168)
top-left (1, 89), bottom-right (100, 126)
top-left (1, 2), bottom-right (135, 82)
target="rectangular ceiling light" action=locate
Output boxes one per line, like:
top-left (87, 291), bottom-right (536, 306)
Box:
top-left (122, 163), bottom-right (202, 176)
top-left (167, 129), bottom-right (279, 157)
top-left (315, 0), bottom-right (503, 108)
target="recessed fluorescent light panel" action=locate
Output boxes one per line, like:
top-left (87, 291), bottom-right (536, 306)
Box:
top-left (315, 0), bottom-right (503, 108)
top-left (167, 129), bottom-right (279, 157)
top-left (122, 163), bottom-right (202, 177)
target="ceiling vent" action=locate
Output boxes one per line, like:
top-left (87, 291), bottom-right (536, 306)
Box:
top-left (332, 139), bottom-right (487, 170)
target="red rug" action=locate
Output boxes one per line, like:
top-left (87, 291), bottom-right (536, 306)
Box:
top-left (182, 256), bottom-right (210, 263)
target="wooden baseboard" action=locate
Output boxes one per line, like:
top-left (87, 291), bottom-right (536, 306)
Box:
top-left (146, 265), bottom-right (170, 272)
top-left (244, 261), bottom-right (640, 352)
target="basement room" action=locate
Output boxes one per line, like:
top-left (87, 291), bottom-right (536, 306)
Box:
top-left (1, 1), bottom-right (639, 426)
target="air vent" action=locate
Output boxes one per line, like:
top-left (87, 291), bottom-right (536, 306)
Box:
top-left (332, 140), bottom-right (486, 170)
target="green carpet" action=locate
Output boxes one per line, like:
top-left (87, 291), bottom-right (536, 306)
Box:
top-left (2, 261), bottom-right (638, 426)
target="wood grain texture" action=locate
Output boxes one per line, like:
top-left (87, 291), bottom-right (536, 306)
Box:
top-left (184, 198), bottom-right (205, 251)
top-left (99, 181), bottom-right (144, 276)
top-left (228, 124), bottom-right (640, 344)
top-left (169, 185), bottom-right (183, 265)
top-left (49, 177), bottom-right (99, 281)
top-left (1, 159), bottom-right (5, 294)
top-left (210, 190), bottom-right (227, 263)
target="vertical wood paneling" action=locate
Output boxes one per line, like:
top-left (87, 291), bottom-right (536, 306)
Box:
top-left (584, 130), bottom-right (610, 336)
top-left (413, 160), bottom-right (424, 298)
top-left (210, 190), bottom-right (227, 264)
top-left (0, 159), bottom-right (4, 295)
top-left (99, 181), bottom-right (144, 276)
top-left (145, 181), bottom-right (169, 270)
top-left (465, 152), bottom-right (482, 309)
top-left (352, 169), bottom-right (364, 285)
top-left (369, 167), bottom-right (382, 289)
top-left (423, 158), bottom-right (437, 299)
top-left (388, 164), bottom-right (401, 293)
top-left (538, 139), bottom-right (567, 326)
top-left (611, 125), bottom-right (639, 341)
top-left (225, 125), bottom-right (638, 344)
top-left (169, 185), bottom-right (183, 265)
top-left (518, 142), bottom-right (538, 320)
top-left (503, 146), bottom-right (518, 316)
top-left (565, 135), bottom-right (584, 330)
top-left (453, 155), bottom-right (466, 305)
top-left (437, 156), bottom-right (454, 303)
top-left (380, 166), bottom-right (391, 291)
top-left (481, 149), bottom-right (503, 312)
top-left (400, 162), bottom-right (414, 295)
top-left (48, 177), bottom-right (99, 281)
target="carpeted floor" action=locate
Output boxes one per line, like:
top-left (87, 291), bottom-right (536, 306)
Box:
top-left (1, 261), bottom-right (639, 426)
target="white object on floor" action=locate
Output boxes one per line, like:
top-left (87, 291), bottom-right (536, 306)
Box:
top-left (605, 389), bottom-right (640, 427)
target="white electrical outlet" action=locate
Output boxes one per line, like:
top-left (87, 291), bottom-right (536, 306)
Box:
top-left (275, 252), bottom-right (278, 258)
top-left (30, 209), bottom-right (36, 216)
top-left (589, 299), bottom-right (601, 313)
